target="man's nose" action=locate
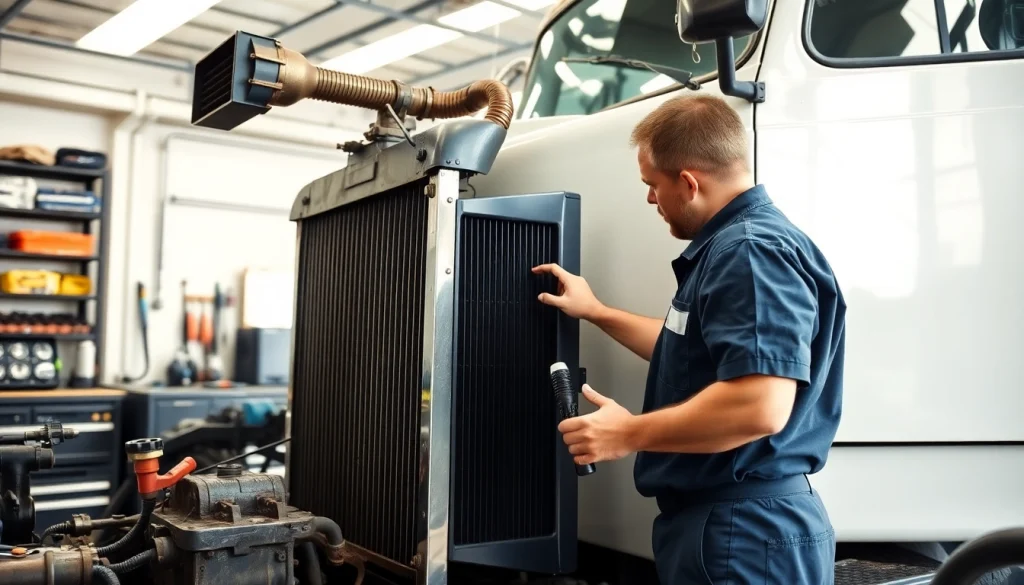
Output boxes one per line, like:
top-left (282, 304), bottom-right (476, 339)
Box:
top-left (646, 190), bottom-right (656, 204)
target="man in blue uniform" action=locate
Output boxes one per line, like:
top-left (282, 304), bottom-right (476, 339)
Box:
top-left (533, 94), bottom-right (846, 584)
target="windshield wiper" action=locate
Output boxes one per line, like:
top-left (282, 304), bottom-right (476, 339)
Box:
top-left (561, 55), bottom-right (700, 90)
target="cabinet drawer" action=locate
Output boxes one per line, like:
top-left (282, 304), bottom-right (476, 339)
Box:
top-left (0, 405), bottom-right (30, 425)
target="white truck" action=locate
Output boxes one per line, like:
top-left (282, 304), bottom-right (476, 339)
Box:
top-left (470, 0), bottom-right (1024, 577)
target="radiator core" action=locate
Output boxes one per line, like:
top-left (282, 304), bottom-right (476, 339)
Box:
top-left (287, 168), bottom-right (581, 580)
top-left (289, 180), bottom-right (429, 566)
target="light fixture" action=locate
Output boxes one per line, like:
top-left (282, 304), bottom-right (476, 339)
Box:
top-left (321, 0), bottom-right (557, 75)
top-left (77, 0), bottom-right (223, 56)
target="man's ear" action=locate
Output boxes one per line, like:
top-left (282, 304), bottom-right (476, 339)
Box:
top-left (677, 170), bottom-right (699, 200)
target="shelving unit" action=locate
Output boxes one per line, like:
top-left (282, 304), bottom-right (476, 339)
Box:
top-left (0, 159), bottom-right (111, 382)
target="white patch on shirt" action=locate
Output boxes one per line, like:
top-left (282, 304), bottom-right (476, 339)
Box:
top-left (665, 306), bottom-right (689, 335)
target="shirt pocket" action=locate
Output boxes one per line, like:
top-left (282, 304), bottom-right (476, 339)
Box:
top-left (656, 298), bottom-right (690, 393)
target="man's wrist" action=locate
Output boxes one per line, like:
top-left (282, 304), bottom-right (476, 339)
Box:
top-left (622, 412), bottom-right (647, 453)
top-left (586, 302), bottom-right (612, 325)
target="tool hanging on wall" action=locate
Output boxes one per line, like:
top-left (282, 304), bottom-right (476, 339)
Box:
top-left (203, 283), bottom-right (225, 381)
top-left (119, 282), bottom-right (150, 383)
top-left (166, 280), bottom-right (198, 386)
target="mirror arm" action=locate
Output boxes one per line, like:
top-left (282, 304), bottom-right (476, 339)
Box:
top-left (715, 37), bottom-right (765, 103)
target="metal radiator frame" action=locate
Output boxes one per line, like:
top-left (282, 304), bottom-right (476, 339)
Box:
top-left (282, 119), bottom-right (578, 585)
top-left (418, 169), bottom-right (460, 585)
top-left (283, 119), bottom-right (506, 585)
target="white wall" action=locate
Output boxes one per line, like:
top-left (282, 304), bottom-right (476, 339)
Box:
top-left (0, 43), bottom-right (371, 386)
top-left (111, 126), bottom-right (343, 385)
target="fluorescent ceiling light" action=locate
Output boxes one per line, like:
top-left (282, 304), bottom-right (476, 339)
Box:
top-left (321, 0), bottom-right (556, 75)
top-left (77, 0), bottom-right (222, 56)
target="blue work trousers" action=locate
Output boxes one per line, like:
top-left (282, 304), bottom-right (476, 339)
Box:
top-left (652, 475), bottom-right (835, 585)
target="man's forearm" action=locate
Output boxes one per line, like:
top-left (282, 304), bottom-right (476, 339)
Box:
top-left (626, 377), bottom-right (793, 454)
top-left (589, 306), bottom-right (663, 361)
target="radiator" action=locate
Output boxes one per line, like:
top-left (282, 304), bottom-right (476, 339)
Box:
top-left (286, 155), bottom-right (581, 584)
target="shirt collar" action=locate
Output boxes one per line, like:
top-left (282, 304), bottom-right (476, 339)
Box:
top-left (679, 184), bottom-right (772, 262)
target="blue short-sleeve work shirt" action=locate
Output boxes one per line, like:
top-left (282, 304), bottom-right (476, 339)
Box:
top-left (633, 185), bottom-right (847, 497)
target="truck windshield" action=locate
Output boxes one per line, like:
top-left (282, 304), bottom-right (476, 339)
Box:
top-left (518, 0), bottom-right (753, 119)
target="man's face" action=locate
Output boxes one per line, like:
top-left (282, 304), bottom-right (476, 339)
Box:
top-left (637, 148), bottom-right (702, 240)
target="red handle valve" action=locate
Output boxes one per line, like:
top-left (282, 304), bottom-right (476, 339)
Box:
top-left (124, 438), bottom-right (197, 498)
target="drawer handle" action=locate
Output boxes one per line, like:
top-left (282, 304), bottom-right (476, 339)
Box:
top-left (172, 401), bottom-right (196, 407)
top-left (0, 422), bottom-right (113, 434)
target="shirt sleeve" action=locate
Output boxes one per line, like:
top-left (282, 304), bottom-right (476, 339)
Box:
top-left (697, 238), bottom-right (817, 386)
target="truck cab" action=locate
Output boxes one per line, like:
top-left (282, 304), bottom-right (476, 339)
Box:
top-left (471, 0), bottom-right (1024, 568)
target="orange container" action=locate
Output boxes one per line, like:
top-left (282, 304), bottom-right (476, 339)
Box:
top-left (8, 230), bottom-right (94, 257)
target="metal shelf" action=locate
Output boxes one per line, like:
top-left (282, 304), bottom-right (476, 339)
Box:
top-left (0, 332), bottom-right (95, 341)
top-left (0, 293), bottom-right (96, 302)
top-left (0, 207), bottom-right (100, 221)
top-left (0, 157), bottom-right (111, 382)
top-left (0, 249), bottom-right (97, 262)
top-left (0, 159), bottom-right (104, 183)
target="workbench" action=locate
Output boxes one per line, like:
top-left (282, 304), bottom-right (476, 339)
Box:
top-left (0, 388), bottom-right (126, 535)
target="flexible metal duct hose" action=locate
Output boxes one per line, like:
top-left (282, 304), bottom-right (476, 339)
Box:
top-left (271, 45), bottom-right (515, 129)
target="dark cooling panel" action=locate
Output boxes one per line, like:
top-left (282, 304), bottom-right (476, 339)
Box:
top-left (452, 214), bottom-right (560, 546)
top-left (289, 181), bottom-right (429, 566)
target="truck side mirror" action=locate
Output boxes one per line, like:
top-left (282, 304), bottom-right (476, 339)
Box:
top-left (676, 0), bottom-right (769, 103)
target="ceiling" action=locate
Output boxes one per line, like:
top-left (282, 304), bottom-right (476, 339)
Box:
top-left (0, 0), bottom-right (553, 92)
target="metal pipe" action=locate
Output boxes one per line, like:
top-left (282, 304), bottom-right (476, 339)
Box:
top-left (0, 0), bottom-right (33, 30)
top-left (302, 0), bottom-right (437, 56)
top-left (341, 0), bottom-right (521, 48)
top-left (167, 195), bottom-right (291, 216)
top-left (0, 31), bottom-right (192, 72)
top-left (484, 0), bottom-right (545, 17)
top-left (417, 42), bottom-right (533, 86)
top-left (150, 132), bottom-right (340, 308)
top-left (272, 2), bottom-right (345, 37)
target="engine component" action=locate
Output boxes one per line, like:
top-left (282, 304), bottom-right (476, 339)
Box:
top-left (0, 549), bottom-right (94, 585)
top-left (148, 468), bottom-right (319, 585)
top-left (125, 438), bottom-right (197, 499)
top-left (0, 423), bottom-right (78, 545)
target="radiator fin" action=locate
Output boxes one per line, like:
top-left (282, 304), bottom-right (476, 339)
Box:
top-left (452, 214), bottom-right (559, 546)
top-left (289, 182), bottom-right (429, 566)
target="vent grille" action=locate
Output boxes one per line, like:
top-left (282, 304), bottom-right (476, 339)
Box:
top-left (452, 215), bottom-right (559, 546)
top-left (289, 182), bottom-right (429, 565)
top-left (193, 38), bottom-right (235, 122)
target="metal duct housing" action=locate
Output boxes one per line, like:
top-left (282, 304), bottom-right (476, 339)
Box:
top-left (284, 120), bottom-right (582, 584)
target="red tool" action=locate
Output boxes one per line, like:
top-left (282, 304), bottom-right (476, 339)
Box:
top-left (124, 438), bottom-right (196, 498)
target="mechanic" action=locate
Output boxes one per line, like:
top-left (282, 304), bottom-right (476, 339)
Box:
top-left (533, 94), bottom-right (847, 585)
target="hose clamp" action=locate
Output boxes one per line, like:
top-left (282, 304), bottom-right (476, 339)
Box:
top-left (392, 80), bottom-right (413, 118)
top-left (420, 86), bottom-right (435, 120)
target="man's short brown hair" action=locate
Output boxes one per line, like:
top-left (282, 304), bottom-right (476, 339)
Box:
top-left (629, 94), bottom-right (749, 177)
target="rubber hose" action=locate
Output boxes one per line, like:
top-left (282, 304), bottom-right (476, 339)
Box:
top-left (108, 548), bottom-right (156, 574)
top-left (40, 520), bottom-right (72, 542)
top-left (96, 498), bottom-right (156, 557)
top-left (312, 517), bottom-right (343, 545)
top-left (298, 541), bottom-right (323, 585)
top-left (92, 565), bottom-right (121, 585)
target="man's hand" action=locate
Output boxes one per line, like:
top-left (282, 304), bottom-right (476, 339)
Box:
top-left (532, 264), bottom-right (606, 321)
top-left (558, 385), bottom-right (637, 466)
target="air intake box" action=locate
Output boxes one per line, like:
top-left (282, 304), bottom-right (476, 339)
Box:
top-left (284, 120), bottom-right (581, 583)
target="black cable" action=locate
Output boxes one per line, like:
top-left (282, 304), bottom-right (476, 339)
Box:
top-left (193, 437), bottom-right (291, 475)
top-left (40, 520), bottom-right (72, 543)
top-left (108, 548), bottom-right (156, 573)
top-left (92, 565), bottom-right (121, 585)
top-left (96, 498), bottom-right (156, 558)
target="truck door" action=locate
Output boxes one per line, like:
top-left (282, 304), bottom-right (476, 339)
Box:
top-left (756, 0), bottom-right (1024, 444)
top-left (753, 0), bottom-right (1024, 539)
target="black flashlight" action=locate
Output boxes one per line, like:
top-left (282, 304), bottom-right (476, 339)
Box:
top-left (550, 362), bottom-right (597, 476)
